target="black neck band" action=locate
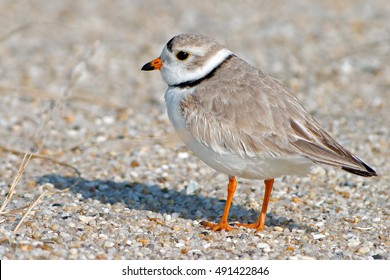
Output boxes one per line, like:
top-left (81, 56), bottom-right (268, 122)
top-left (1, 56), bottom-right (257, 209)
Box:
top-left (171, 54), bottom-right (234, 89)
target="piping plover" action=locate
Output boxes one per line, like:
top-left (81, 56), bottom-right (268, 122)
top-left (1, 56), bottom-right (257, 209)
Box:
top-left (142, 34), bottom-right (377, 232)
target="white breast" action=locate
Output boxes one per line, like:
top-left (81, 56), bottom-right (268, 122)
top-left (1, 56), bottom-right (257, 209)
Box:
top-left (164, 88), bottom-right (313, 180)
top-left (164, 87), bottom-right (193, 133)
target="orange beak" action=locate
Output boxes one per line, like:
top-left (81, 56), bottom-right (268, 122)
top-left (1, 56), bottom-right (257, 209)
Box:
top-left (141, 57), bottom-right (163, 71)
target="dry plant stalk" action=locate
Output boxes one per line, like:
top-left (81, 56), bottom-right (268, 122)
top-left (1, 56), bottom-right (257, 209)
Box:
top-left (0, 153), bottom-right (33, 213)
top-left (0, 27), bottom-right (99, 232)
top-left (12, 190), bottom-right (49, 234)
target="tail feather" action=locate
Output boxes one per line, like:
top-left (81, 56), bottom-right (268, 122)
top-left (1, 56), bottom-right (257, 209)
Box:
top-left (341, 159), bottom-right (377, 177)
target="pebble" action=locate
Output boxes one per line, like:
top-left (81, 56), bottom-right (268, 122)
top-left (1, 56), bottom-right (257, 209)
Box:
top-left (104, 242), bottom-right (115, 248)
top-left (67, 222), bottom-right (76, 228)
top-left (273, 226), bottom-right (283, 232)
top-left (263, 247), bottom-right (272, 253)
top-left (358, 247), bottom-right (371, 254)
top-left (51, 224), bottom-right (60, 231)
top-left (312, 233), bottom-right (326, 240)
top-left (314, 222), bottom-right (325, 228)
top-left (102, 116), bottom-right (115, 125)
top-left (256, 243), bottom-right (269, 249)
top-left (79, 216), bottom-right (96, 224)
top-left (171, 225), bottom-right (181, 231)
top-left (186, 181), bottom-right (199, 195)
top-left (348, 239), bottom-right (361, 248)
top-left (178, 152), bottom-right (189, 159)
top-left (99, 234), bottom-right (108, 239)
top-left (59, 232), bottom-right (73, 242)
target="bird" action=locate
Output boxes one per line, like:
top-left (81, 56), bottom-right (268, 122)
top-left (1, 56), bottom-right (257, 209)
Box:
top-left (141, 33), bottom-right (377, 232)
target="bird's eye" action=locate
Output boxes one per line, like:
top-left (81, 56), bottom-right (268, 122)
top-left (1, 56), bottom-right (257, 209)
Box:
top-left (176, 51), bottom-right (190, 60)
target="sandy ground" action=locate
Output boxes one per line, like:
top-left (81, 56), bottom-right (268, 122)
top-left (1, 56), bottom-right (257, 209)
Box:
top-left (0, 0), bottom-right (389, 259)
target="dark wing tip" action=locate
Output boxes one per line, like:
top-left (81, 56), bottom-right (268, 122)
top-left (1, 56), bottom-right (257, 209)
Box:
top-left (342, 160), bottom-right (377, 177)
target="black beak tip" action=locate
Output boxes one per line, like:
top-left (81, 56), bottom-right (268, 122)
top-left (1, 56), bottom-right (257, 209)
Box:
top-left (141, 62), bottom-right (154, 71)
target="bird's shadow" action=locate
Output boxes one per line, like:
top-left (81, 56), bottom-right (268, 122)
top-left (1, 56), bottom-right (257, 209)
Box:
top-left (37, 174), bottom-right (314, 232)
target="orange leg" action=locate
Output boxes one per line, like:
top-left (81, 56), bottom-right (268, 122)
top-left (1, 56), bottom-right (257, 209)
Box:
top-left (201, 176), bottom-right (237, 231)
top-left (237, 178), bottom-right (274, 232)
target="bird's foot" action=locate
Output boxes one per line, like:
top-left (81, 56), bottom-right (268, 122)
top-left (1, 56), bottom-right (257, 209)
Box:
top-left (200, 220), bottom-right (235, 232)
top-left (236, 222), bottom-right (264, 232)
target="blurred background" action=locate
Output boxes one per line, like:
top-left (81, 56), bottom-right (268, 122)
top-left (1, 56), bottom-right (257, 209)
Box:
top-left (0, 0), bottom-right (389, 165)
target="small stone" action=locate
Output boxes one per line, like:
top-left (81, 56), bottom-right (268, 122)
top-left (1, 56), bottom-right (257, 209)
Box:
top-left (102, 115), bottom-right (115, 125)
top-left (187, 249), bottom-right (202, 255)
top-left (175, 243), bottom-right (185, 248)
top-left (263, 247), bottom-right (272, 253)
top-left (314, 222), bottom-right (325, 228)
top-left (60, 232), bottom-right (73, 242)
top-left (64, 115), bottom-right (74, 124)
top-left (186, 181), bottom-right (198, 195)
top-left (372, 254), bottom-right (384, 260)
top-left (79, 216), bottom-right (96, 224)
top-left (99, 234), bottom-right (108, 239)
top-left (358, 246), bottom-right (370, 254)
top-left (96, 253), bottom-right (107, 260)
top-left (342, 191), bottom-right (350, 199)
top-left (138, 239), bottom-right (149, 246)
top-left (96, 136), bottom-right (107, 143)
top-left (104, 241), bottom-right (115, 248)
top-left (348, 239), bottom-right (361, 247)
top-left (32, 232), bottom-right (41, 239)
top-left (181, 248), bottom-right (189, 254)
top-left (372, 217), bottom-right (380, 223)
top-left (312, 233), bottom-right (326, 240)
top-left (239, 233), bottom-right (248, 240)
top-left (68, 222), bottom-right (76, 228)
top-left (255, 232), bottom-right (265, 238)
top-left (256, 243), bottom-right (269, 249)
top-left (273, 226), bottom-right (283, 232)
top-left (178, 152), bottom-right (189, 159)
top-left (172, 225), bottom-right (181, 231)
top-left (345, 217), bottom-right (359, 224)
top-left (341, 60), bottom-right (353, 74)
top-left (51, 224), bottom-right (60, 231)
top-left (22, 244), bottom-right (33, 251)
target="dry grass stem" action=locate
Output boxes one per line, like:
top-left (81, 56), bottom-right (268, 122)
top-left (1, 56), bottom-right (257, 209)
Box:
top-left (0, 42), bottom-right (98, 231)
top-left (13, 190), bottom-right (49, 234)
top-left (0, 153), bottom-right (33, 213)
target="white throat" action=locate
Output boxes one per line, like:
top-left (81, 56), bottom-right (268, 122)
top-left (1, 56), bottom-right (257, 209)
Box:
top-left (162, 48), bottom-right (233, 86)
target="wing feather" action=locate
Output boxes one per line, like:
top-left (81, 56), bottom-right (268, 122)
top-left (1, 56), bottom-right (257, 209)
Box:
top-left (179, 56), bottom-right (376, 176)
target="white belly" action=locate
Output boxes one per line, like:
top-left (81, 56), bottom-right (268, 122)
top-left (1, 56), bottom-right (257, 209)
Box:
top-left (165, 88), bottom-right (313, 179)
